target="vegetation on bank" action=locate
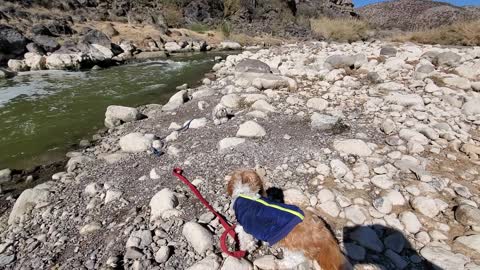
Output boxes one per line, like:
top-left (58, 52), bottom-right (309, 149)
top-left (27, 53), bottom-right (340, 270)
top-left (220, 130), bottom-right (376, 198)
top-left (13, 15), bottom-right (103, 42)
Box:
top-left (310, 18), bottom-right (372, 43)
top-left (392, 20), bottom-right (480, 46)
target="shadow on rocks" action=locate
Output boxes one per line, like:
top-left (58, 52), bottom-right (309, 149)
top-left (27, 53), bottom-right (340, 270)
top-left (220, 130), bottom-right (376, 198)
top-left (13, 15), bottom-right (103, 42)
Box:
top-left (343, 225), bottom-right (440, 270)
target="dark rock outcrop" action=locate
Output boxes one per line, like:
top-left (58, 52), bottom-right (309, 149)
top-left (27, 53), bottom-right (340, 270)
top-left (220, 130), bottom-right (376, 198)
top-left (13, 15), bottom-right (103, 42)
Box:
top-left (0, 24), bottom-right (28, 65)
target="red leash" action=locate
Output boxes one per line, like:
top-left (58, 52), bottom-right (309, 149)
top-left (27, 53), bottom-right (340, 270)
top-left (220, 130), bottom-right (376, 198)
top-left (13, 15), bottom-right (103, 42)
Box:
top-left (172, 168), bottom-right (246, 258)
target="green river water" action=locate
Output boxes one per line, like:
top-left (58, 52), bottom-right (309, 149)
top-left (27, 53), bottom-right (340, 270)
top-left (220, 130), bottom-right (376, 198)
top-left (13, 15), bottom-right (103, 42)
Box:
top-left (0, 53), bottom-right (225, 170)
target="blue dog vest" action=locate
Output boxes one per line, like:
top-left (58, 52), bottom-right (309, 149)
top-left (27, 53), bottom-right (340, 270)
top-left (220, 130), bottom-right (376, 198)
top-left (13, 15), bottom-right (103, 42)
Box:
top-left (233, 195), bottom-right (304, 245)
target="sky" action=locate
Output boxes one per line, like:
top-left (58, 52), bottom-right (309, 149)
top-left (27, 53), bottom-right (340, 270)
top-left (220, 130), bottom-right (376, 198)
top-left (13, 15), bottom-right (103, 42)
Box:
top-left (354, 0), bottom-right (480, 7)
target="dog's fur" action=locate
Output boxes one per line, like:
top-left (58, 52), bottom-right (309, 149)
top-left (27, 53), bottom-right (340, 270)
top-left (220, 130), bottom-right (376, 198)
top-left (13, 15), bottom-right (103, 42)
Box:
top-left (227, 169), bottom-right (349, 270)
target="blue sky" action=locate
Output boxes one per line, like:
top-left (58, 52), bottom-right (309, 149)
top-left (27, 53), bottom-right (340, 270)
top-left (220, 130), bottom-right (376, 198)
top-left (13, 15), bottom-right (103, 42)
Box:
top-left (354, 0), bottom-right (480, 7)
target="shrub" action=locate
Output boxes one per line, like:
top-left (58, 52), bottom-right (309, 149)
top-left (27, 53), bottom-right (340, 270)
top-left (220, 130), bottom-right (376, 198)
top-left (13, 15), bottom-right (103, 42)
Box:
top-left (310, 17), bottom-right (372, 43)
top-left (163, 4), bottom-right (184, 27)
top-left (392, 20), bottom-right (480, 46)
top-left (187, 23), bottom-right (210, 33)
top-left (224, 0), bottom-right (241, 17)
top-left (220, 21), bottom-right (233, 38)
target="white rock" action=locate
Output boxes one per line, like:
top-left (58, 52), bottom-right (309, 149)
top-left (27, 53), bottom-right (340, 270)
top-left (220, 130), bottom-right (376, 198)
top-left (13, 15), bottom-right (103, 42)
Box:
top-left (236, 121), bottom-right (266, 138)
top-left (306, 98), bottom-right (328, 111)
top-left (253, 255), bottom-right (277, 270)
top-left (155, 246), bottom-right (170, 263)
top-left (80, 222), bottom-right (102, 235)
top-left (373, 197), bottom-right (393, 214)
top-left (105, 190), bottom-right (122, 204)
top-left (221, 257), bottom-right (253, 270)
top-left (333, 139), bottom-right (372, 156)
top-left (163, 90), bottom-right (189, 111)
top-left (421, 246), bottom-right (470, 270)
top-left (84, 183), bottom-right (101, 196)
top-left (318, 189), bottom-right (335, 203)
top-left (385, 189), bottom-right (405, 206)
top-left (385, 93), bottom-right (424, 107)
top-left (411, 196), bottom-right (440, 218)
top-left (455, 234), bottom-right (480, 253)
top-left (219, 41), bottom-right (242, 50)
top-left (284, 188), bottom-right (309, 206)
top-left (251, 100), bottom-right (276, 113)
top-left (24, 52), bottom-right (46, 70)
top-left (381, 119), bottom-right (396, 135)
top-left (319, 201), bottom-right (340, 217)
top-left (371, 175), bottom-right (394, 189)
top-left (8, 184), bottom-right (50, 225)
top-left (218, 137), bottom-right (246, 152)
top-left (444, 77), bottom-right (471, 90)
top-left (400, 211), bottom-right (422, 234)
top-left (182, 222), bottom-right (213, 254)
top-left (221, 94), bottom-right (241, 109)
top-left (150, 188), bottom-right (178, 222)
top-left (344, 205), bottom-right (367, 224)
top-left (189, 118), bottom-right (207, 129)
top-left (462, 99), bottom-right (480, 115)
top-left (119, 133), bottom-right (153, 153)
top-left (311, 113), bottom-right (340, 130)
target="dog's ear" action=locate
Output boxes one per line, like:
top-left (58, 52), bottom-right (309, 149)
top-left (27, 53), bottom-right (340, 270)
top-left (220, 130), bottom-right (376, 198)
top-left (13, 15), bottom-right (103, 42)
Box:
top-left (226, 172), bottom-right (239, 196)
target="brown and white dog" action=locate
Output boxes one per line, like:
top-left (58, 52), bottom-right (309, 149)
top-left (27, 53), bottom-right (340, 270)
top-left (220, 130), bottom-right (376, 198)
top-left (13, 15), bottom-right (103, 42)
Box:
top-left (227, 169), bottom-right (350, 270)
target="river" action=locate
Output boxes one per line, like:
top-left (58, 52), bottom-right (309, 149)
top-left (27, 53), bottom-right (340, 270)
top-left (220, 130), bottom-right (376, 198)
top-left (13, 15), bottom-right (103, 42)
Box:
top-left (0, 53), bottom-right (226, 170)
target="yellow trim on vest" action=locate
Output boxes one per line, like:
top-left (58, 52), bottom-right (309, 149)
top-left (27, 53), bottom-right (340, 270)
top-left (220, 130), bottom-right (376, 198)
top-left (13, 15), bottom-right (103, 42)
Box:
top-left (238, 194), bottom-right (305, 220)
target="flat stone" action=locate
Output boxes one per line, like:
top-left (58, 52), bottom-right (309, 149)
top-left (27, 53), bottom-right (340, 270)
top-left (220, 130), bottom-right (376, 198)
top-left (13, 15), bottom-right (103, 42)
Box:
top-left (80, 222), bottom-right (102, 235)
top-left (119, 133), bottom-right (153, 153)
top-left (335, 139), bottom-right (372, 156)
top-left (182, 222), bottom-right (213, 254)
top-left (371, 175), bottom-right (394, 189)
top-left (421, 246), bottom-right (470, 270)
top-left (306, 98), bottom-right (328, 111)
top-left (344, 205), bottom-right (367, 224)
top-left (384, 232), bottom-right (406, 253)
top-left (218, 137), bottom-right (246, 153)
top-left (311, 113), bottom-right (340, 131)
top-left (400, 211), bottom-right (422, 234)
top-left (236, 121), bottom-right (266, 138)
top-left (455, 205), bottom-right (480, 226)
top-left (349, 226), bottom-right (384, 252)
top-left (411, 196), bottom-right (440, 218)
top-left (455, 234), bottom-right (480, 254)
top-left (187, 254), bottom-right (221, 270)
top-left (344, 242), bottom-right (366, 261)
top-left (0, 254), bottom-right (15, 267)
top-left (220, 257), bottom-right (253, 270)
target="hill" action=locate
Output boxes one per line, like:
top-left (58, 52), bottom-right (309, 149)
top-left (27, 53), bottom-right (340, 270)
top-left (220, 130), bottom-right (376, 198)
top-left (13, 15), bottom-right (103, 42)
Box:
top-left (357, 0), bottom-right (480, 30)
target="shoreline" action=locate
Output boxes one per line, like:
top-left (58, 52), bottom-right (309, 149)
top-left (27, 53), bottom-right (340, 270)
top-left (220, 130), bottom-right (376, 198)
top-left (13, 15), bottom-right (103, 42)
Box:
top-left (0, 41), bottom-right (480, 269)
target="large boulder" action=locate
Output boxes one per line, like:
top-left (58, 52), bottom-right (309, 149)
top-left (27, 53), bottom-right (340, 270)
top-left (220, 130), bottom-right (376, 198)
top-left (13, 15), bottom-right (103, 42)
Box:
top-left (119, 133), bottom-right (153, 153)
top-left (434, 52), bottom-right (461, 67)
top-left (219, 41), bottom-right (242, 50)
top-left (455, 205), bottom-right (480, 227)
top-left (324, 55), bottom-right (355, 70)
top-left (80, 28), bottom-right (111, 48)
top-left (162, 90), bottom-right (190, 111)
top-left (32, 35), bottom-right (60, 53)
top-left (8, 183), bottom-right (51, 225)
top-left (45, 20), bottom-right (74, 36)
top-left (235, 59), bottom-right (272, 73)
top-left (0, 24), bottom-right (28, 61)
top-left (105, 105), bottom-right (142, 128)
top-left (24, 52), bottom-right (46, 70)
top-left (45, 53), bottom-right (85, 70)
top-left (7, 59), bottom-right (29, 72)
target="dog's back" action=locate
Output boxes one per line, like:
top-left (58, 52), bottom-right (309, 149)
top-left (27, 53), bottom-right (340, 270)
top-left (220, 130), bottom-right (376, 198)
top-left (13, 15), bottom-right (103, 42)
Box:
top-left (277, 210), bottom-right (351, 270)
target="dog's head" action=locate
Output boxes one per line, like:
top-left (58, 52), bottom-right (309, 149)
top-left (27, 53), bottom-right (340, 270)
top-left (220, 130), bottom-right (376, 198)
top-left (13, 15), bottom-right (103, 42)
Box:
top-left (226, 169), bottom-right (264, 197)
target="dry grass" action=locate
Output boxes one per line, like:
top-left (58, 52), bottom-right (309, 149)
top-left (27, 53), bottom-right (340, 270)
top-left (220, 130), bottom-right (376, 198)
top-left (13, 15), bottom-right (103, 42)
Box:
top-left (310, 17), bottom-right (372, 43)
top-left (229, 33), bottom-right (285, 46)
top-left (392, 20), bottom-right (480, 46)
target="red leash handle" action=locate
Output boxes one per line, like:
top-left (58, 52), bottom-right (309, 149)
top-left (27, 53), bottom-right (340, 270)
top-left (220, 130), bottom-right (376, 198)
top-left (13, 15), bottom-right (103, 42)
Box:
top-left (172, 168), bottom-right (246, 258)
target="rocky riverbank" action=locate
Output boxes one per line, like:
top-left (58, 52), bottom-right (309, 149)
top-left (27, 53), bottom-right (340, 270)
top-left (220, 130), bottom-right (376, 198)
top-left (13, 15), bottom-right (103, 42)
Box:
top-left (1, 41), bottom-right (480, 270)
